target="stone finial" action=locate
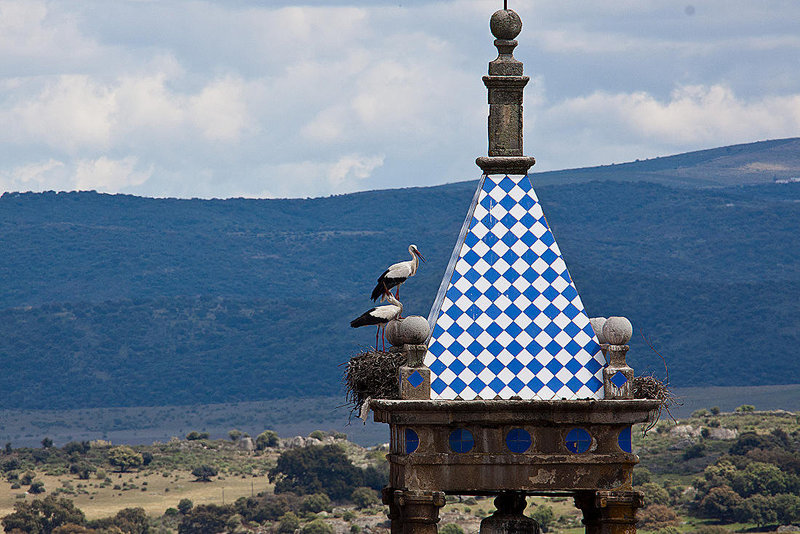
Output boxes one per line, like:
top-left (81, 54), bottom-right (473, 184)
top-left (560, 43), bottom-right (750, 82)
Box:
top-left (601, 316), bottom-right (634, 399)
top-left (385, 316), bottom-right (430, 347)
top-left (476, 9), bottom-right (536, 176)
top-left (603, 316), bottom-right (633, 345)
top-left (589, 317), bottom-right (608, 344)
top-left (490, 9), bottom-right (522, 40)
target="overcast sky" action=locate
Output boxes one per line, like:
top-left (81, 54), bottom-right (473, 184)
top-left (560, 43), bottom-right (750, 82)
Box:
top-left (0, 0), bottom-right (798, 199)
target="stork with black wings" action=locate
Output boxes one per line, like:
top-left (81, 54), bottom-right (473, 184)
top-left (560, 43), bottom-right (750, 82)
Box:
top-left (350, 290), bottom-right (403, 352)
top-left (370, 244), bottom-right (425, 301)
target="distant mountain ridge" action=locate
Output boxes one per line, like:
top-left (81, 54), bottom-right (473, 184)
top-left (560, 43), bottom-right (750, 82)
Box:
top-left (532, 137), bottom-right (800, 187)
top-left (1, 138), bottom-right (799, 410)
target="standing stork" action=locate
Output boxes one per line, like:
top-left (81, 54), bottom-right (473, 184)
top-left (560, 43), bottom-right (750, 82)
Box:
top-left (370, 244), bottom-right (425, 301)
top-left (350, 291), bottom-right (403, 351)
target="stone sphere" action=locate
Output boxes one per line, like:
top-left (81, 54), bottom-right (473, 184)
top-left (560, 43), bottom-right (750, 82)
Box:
top-left (602, 316), bottom-right (633, 345)
top-left (490, 9), bottom-right (522, 40)
top-left (385, 316), bottom-right (430, 346)
top-left (589, 317), bottom-right (607, 344)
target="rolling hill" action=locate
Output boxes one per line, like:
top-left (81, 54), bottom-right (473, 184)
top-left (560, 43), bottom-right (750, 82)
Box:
top-left (0, 139), bottom-right (799, 411)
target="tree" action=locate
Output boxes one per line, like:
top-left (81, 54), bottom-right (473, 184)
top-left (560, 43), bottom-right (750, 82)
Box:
top-left (269, 445), bottom-right (365, 500)
top-left (63, 442), bottom-right (90, 456)
top-left (108, 446), bottom-right (143, 472)
top-left (735, 404), bottom-right (755, 413)
top-left (301, 519), bottom-right (334, 534)
top-left (29, 480), bottom-right (46, 494)
top-left (41, 437), bottom-right (54, 449)
top-left (1, 495), bottom-right (86, 534)
top-left (739, 494), bottom-right (778, 526)
top-left (439, 524), bottom-right (464, 534)
top-left (178, 504), bottom-right (231, 534)
top-left (177, 498), bottom-right (194, 515)
top-left (228, 429), bottom-right (242, 442)
top-left (700, 485), bottom-right (743, 522)
top-left (637, 504), bottom-right (679, 528)
top-left (256, 430), bottom-right (279, 450)
top-left (185, 431), bottom-right (209, 441)
top-left (530, 505), bottom-right (554, 533)
top-left (301, 493), bottom-right (332, 513)
top-left (350, 487), bottom-right (379, 509)
top-left (277, 512), bottom-right (300, 534)
top-left (640, 483), bottom-right (670, 507)
top-left (191, 464), bottom-right (218, 482)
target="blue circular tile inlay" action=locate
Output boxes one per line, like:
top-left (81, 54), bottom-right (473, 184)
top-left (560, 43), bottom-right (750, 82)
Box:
top-left (618, 427), bottom-right (632, 453)
top-left (505, 428), bottom-right (532, 453)
top-left (404, 428), bottom-right (419, 454)
top-left (449, 428), bottom-right (474, 453)
top-left (565, 427), bottom-right (592, 453)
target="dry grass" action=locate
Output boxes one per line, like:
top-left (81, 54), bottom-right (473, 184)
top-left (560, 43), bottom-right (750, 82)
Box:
top-left (0, 469), bottom-right (273, 520)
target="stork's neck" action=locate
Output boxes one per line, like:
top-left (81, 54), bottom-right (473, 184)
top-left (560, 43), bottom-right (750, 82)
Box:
top-left (409, 248), bottom-right (419, 275)
top-left (386, 294), bottom-right (403, 315)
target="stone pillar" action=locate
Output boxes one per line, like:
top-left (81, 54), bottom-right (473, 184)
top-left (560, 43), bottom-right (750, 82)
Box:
top-left (394, 490), bottom-right (446, 534)
top-left (475, 9), bottom-right (536, 176)
top-left (386, 316), bottom-right (432, 400)
top-left (480, 492), bottom-right (540, 534)
top-left (574, 490), bottom-right (643, 534)
top-left (383, 487), bottom-right (403, 534)
top-left (599, 317), bottom-right (634, 400)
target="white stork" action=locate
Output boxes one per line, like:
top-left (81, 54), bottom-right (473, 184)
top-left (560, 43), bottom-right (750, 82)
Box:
top-left (370, 244), bottom-right (425, 301)
top-left (350, 291), bottom-right (403, 351)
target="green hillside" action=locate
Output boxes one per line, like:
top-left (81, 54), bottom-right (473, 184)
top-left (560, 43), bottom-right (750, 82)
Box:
top-left (1, 140), bottom-right (799, 410)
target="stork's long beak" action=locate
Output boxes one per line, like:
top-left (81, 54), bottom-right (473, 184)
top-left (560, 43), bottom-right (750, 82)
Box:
top-left (415, 249), bottom-right (426, 262)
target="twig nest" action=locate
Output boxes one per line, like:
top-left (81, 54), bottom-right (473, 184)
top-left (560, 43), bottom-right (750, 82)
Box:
top-left (589, 317), bottom-right (607, 344)
top-left (385, 316), bottom-right (430, 346)
top-left (602, 316), bottom-right (633, 345)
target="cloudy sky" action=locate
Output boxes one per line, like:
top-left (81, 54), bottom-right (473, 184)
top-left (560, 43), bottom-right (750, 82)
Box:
top-left (0, 0), bottom-right (798, 199)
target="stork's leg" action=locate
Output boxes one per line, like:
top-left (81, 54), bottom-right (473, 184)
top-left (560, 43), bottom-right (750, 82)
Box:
top-left (381, 324), bottom-right (386, 352)
top-left (375, 326), bottom-right (380, 352)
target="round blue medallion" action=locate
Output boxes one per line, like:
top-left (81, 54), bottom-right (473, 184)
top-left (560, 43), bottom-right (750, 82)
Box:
top-left (404, 428), bottom-right (419, 454)
top-left (565, 427), bottom-right (592, 453)
top-left (449, 428), bottom-right (474, 453)
top-left (505, 428), bottom-right (532, 453)
top-left (618, 427), bottom-right (632, 453)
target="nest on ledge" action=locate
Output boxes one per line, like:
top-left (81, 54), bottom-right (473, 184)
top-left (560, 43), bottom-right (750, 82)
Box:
top-left (632, 374), bottom-right (678, 432)
top-left (343, 349), bottom-right (405, 417)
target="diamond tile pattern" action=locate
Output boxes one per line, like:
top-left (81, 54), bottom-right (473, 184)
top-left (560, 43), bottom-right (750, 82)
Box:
top-left (424, 174), bottom-right (605, 400)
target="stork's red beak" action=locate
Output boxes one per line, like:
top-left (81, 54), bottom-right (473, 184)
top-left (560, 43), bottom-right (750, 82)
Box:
top-left (415, 249), bottom-right (426, 262)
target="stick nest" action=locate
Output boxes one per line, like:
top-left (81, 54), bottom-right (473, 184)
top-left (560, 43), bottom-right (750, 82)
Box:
top-left (343, 350), bottom-right (405, 415)
top-left (632, 374), bottom-right (678, 433)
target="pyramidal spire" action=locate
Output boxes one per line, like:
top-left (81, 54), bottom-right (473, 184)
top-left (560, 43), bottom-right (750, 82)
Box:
top-left (423, 8), bottom-right (605, 400)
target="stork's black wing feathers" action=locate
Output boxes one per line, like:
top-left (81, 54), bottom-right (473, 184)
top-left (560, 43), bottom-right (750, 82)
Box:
top-left (350, 307), bottom-right (380, 328)
top-left (370, 269), bottom-right (403, 301)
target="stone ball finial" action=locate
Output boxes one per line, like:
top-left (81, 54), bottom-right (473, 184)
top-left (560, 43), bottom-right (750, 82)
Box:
top-left (602, 316), bottom-right (633, 345)
top-left (490, 9), bottom-right (522, 40)
top-left (385, 316), bottom-right (430, 346)
top-left (589, 317), bottom-right (608, 344)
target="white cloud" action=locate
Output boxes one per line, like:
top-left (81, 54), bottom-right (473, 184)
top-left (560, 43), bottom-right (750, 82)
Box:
top-left (260, 154), bottom-right (385, 198)
top-left (74, 156), bottom-right (152, 191)
top-left (0, 156), bottom-right (151, 193)
top-left (0, 0), bottom-right (799, 197)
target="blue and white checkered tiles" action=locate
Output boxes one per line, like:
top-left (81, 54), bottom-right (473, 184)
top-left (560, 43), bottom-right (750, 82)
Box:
top-left (424, 174), bottom-right (605, 400)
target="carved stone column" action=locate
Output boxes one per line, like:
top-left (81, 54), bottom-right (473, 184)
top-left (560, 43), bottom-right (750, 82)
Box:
top-left (574, 490), bottom-right (643, 534)
top-left (383, 487), bottom-right (403, 534)
top-left (394, 490), bottom-right (446, 534)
